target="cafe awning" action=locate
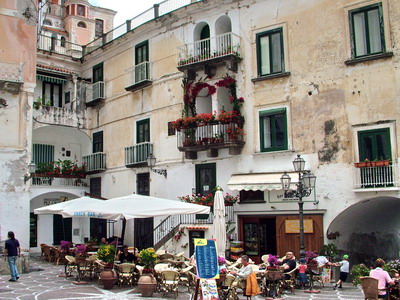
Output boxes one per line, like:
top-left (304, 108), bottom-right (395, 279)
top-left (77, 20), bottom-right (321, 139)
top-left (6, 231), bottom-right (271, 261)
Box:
top-left (227, 172), bottom-right (298, 191)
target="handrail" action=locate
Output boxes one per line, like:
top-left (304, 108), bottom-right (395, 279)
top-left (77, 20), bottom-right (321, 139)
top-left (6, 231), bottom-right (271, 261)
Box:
top-left (83, 0), bottom-right (203, 57)
top-left (144, 205), bottom-right (235, 250)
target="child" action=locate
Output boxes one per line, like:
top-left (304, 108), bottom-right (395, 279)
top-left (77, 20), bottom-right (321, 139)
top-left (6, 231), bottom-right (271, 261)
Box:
top-left (333, 254), bottom-right (350, 290)
top-left (297, 258), bottom-right (308, 289)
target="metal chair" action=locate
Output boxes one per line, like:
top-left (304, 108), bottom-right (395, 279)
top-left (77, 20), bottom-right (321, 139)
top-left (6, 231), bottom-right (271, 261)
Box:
top-left (160, 270), bottom-right (180, 298)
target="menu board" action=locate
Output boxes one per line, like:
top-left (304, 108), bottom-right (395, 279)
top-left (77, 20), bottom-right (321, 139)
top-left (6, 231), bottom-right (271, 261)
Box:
top-left (194, 239), bottom-right (219, 279)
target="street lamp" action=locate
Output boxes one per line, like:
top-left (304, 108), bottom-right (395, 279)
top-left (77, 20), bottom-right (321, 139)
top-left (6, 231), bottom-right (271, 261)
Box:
top-left (146, 153), bottom-right (167, 178)
top-left (24, 161), bottom-right (37, 183)
top-left (280, 155), bottom-right (316, 259)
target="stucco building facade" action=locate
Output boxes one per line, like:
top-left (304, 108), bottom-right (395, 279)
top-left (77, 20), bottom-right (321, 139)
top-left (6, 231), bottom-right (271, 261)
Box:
top-left (1, 0), bottom-right (400, 263)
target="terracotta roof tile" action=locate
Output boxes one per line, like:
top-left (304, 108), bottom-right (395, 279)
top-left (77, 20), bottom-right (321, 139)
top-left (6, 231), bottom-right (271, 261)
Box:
top-left (37, 64), bottom-right (74, 74)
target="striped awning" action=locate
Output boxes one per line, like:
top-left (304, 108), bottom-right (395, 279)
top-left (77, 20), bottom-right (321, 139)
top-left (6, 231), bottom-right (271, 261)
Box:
top-left (37, 74), bottom-right (67, 84)
top-left (227, 172), bottom-right (298, 191)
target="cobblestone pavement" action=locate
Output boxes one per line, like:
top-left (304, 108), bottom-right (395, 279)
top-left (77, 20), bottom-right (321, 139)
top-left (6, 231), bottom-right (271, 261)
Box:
top-left (0, 257), bottom-right (365, 300)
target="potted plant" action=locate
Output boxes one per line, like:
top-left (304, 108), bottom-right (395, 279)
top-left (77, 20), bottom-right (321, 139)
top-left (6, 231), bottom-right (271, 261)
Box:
top-left (97, 244), bottom-right (117, 289)
top-left (137, 248), bottom-right (158, 297)
top-left (224, 193), bottom-right (239, 206)
top-left (33, 96), bottom-right (43, 110)
top-left (74, 244), bottom-right (87, 257)
top-left (267, 255), bottom-right (279, 270)
top-left (226, 126), bottom-right (245, 141)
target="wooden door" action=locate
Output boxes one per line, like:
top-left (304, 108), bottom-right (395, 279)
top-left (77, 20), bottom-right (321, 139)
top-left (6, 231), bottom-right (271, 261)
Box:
top-left (276, 215), bottom-right (323, 258)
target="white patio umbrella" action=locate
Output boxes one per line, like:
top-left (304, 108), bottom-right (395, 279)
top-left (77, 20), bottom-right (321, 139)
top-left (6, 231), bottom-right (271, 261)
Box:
top-left (212, 189), bottom-right (226, 257)
top-left (34, 196), bottom-right (104, 216)
top-left (59, 194), bottom-right (211, 221)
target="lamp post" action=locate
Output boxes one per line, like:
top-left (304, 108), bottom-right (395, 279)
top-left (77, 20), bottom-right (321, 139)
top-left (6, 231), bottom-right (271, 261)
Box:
top-left (146, 153), bottom-right (167, 178)
top-left (24, 161), bottom-right (37, 183)
top-left (280, 155), bottom-right (316, 259)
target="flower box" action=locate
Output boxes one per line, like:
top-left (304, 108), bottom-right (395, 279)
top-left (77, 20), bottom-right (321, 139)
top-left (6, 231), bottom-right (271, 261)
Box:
top-left (375, 160), bottom-right (390, 167)
top-left (354, 162), bottom-right (367, 168)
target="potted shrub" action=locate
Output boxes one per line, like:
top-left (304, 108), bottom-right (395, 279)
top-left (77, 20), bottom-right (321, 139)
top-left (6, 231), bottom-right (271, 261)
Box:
top-left (137, 248), bottom-right (158, 297)
top-left (97, 244), bottom-right (117, 289)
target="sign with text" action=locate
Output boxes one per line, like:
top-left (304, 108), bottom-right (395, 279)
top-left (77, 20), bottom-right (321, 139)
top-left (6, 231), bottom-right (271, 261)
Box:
top-left (200, 279), bottom-right (219, 299)
top-left (195, 239), bottom-right (219, 279)
top-left (285, 219), bottom-right (314, 233)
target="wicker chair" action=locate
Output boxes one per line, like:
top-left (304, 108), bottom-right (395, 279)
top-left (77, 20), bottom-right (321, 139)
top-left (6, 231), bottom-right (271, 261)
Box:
top-left (160, 270), bottom-right (180, 298)
top-left (116, 263), bottom-right (136, 287)
top-left (360, 276), bottom-right (388, 300)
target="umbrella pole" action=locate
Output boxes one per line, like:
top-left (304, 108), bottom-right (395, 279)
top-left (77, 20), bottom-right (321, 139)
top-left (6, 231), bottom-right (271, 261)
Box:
top-left (121, 217), bottom-right (126, 243)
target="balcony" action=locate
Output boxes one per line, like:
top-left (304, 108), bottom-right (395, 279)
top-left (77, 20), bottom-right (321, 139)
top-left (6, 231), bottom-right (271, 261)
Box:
top-left (31, 176), bottom-right (88, 187)
top-left (353, 163), bottom-right (400, 191)
top-left (177, 121), bottom-right (245, 159)
top-left (125, 142), bottom-right (153, 167)
top-left (37, 34), bottom-right (83, 59)
top-left (82, 152), bottom-right (106, 174)
top-left (32, 106), bottom-right (86, 128)
top-left (125, 62), bottom-right (152, 92)
top-left (86, 81), bottom-right (105, 107)
top-left (0, 62), bottom-right (23, 93)
top-left (177, 32), bottom-right (241, 74)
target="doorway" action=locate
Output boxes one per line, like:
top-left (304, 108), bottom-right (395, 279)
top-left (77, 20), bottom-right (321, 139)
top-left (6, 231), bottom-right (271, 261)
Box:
top-left (135, 173), bottom-right (153, 250)
top-left (189, 230), bottom-right (205, 257)
top-left (53, 215), bottom-right (72, 245)
top-left (239, 216), bottom-right (276, 264)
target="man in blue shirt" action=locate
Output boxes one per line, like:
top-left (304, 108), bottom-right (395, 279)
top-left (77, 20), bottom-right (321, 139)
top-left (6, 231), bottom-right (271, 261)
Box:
top-left (4, 231), bottom-right (21, 282)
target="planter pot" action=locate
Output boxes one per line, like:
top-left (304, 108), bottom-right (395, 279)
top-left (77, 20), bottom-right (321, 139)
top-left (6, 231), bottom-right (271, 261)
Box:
top-left (100, 269), bottom-right (117, 289)
top-left (138, 274), bottom-right (157, 297)
top-left (354, 162), bottom-right (367, 168)
top-left (375, 160), bottom-right (390, 167)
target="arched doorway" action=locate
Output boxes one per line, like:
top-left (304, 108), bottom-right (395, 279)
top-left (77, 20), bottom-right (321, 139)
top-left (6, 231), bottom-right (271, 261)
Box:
top-left (194, 22), bottom-right (210, 59)
top-left (327, 196), bottom-right (400, 264)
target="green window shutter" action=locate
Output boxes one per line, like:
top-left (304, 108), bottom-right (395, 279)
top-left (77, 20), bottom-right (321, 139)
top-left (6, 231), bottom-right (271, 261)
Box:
top-left (358, 128), bottom-right (391, 161)
top-left (137, 119), bottom-right (150, 143)
top-left (350, 3), bottom-right (385, 58)
top-left (33, 144), bottom-right (54, 164)
top-left (256, 28), bottom-right (284, 77)
top-left (259, 108), bottom-right (288, 152)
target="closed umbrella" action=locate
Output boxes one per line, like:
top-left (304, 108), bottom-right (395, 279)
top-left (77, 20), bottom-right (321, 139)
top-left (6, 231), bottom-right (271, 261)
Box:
top-left (212, 189), bottom-right (226, 257)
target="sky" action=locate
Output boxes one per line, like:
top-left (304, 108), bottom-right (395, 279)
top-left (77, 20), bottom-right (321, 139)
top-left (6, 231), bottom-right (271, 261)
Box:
top-left (89, 0), bottom-right (160, 27)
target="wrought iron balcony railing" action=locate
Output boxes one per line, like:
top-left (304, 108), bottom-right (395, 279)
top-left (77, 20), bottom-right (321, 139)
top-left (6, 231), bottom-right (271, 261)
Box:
top-left (353, 163), bottom-right (399, 189)
top-left (37, 34), bottom-right (83, 58)
top-left (176, 121), bottom-right (245, 151)
top-left (125, 62), bottom-right (152, 91)
top-left (177, 32), bottom-right (241, 68)
top-left (125, 142), bottom-right (153, 167)
top-left (82, 152), bottom-right (106, 173)
top-left (86, 81), bottom-right (105, 105)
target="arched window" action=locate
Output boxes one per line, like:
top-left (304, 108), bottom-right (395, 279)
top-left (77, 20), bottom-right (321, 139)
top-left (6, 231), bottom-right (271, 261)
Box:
top-left (77, 21), bottom-right (86, 28)
top-left (194, 23), bottom-right (210, 59)
top-left (43, 19), bottom-right (52, 26)
top-left (60, 36), bottom-right (66, 47)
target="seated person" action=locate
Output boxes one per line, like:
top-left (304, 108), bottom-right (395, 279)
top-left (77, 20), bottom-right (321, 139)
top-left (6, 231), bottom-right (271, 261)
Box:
top-left (118, 245), bottom-right (137, 263)
top-left (229, 255), bottom-right (253, 290)
top-left (370, 258), bottom-right (395, 298)
top-left (280, 251), bottom-right (297, 280)
top-left (100, 237), bottom-right (108, 245)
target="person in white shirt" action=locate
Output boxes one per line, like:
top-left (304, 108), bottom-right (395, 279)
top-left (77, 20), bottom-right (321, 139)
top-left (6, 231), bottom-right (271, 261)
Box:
top-left (333, 254), bottom-right (350, 289)
top-left (229, 255), bottom-right (253, 290)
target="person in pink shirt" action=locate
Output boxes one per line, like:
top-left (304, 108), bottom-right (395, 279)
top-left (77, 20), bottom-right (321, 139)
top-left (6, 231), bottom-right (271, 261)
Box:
top-left (369, 258), bottom-right (395, 298)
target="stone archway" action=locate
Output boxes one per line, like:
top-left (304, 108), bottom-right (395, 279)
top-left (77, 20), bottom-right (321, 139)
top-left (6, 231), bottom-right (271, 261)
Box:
top-left (327, 196), bottom-right (400, 264)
